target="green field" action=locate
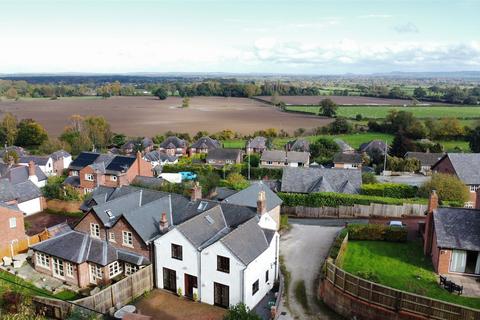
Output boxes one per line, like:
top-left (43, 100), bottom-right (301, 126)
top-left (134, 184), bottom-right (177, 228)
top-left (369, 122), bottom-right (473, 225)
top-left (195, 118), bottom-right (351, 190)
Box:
top-left (222, 133), bottom-right (469, 152)
top-left (286, 105), bottom-right (480, 119)
top-left (341, 241), bottom-right (480, 309)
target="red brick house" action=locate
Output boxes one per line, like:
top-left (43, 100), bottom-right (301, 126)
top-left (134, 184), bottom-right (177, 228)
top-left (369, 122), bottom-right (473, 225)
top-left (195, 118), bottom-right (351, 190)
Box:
top-left (159, 136), bottom-right (187, 157)
top-left (431, 153), bottom-right (480, 208)
top-left (64, 151), bottom-right (153, 194)
top-left (423, 190), bottom-right (480, 275)
top-left (0, 203), bottom-right (26, 249)
top-left (188, 136), bottom-right (220, 156)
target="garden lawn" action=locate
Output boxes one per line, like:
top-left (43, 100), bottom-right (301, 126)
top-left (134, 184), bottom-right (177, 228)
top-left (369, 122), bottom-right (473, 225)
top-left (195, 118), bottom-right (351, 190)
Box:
top-left (341, 240), bottom-right (480, 309)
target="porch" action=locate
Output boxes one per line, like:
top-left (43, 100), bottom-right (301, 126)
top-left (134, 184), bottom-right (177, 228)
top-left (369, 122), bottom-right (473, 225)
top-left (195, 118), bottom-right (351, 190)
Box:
top-left (445, 274), bottom-right (480, 297)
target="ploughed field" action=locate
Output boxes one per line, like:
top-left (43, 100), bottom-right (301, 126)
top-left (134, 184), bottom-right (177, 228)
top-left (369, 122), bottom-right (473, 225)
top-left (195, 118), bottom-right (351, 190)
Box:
top-left (0, 96), bottom-right (332, 136)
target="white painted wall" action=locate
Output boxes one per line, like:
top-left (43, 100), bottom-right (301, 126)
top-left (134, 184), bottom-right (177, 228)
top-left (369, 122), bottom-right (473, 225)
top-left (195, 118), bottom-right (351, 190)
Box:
top-left (259, 213), bottom-right (277, 231)
top-left (154, 229), bottom-right (199, 292)
top-left (18, 197), bottom-right (42, 216)
top-left (200, 241), bottom-right (245, 307)
top-left (63, 156), bottom-right (72, 170)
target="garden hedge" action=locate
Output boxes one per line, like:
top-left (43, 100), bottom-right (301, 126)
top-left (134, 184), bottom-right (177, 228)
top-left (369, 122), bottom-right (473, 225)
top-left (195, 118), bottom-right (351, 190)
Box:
top-left (278, 192), bottom-right (427, 207)
top-left (347, 224), bottom-right (407, 242)
top-left (360, 183), bottom-right (418, 199)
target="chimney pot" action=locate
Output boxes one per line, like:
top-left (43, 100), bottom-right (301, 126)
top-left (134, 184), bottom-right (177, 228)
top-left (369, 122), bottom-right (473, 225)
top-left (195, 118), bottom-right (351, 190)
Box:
top-left (160, 212), bottom-right (169, 233)
top-left (28, 161), bottom-right (36, 177)
top-left (427, 189), bottom-right (438, 214)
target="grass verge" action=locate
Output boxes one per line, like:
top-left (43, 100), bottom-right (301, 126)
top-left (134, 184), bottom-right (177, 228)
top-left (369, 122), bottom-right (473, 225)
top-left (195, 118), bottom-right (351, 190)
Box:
top-left (293, 280), bottom-right (309, 313)
top-left (279, 255), bottom-right (291, 308)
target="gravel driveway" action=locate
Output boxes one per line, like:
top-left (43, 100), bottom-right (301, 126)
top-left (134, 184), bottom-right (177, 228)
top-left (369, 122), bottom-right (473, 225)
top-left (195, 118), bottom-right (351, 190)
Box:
top-left (279, 221), bottom-right (344, 319)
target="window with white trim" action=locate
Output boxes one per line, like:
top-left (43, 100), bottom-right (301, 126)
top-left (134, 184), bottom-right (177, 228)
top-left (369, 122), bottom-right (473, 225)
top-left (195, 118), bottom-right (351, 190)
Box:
top-left (89, 264), bottom-right (103, 283)
top-left (108, 261), bottom-right (123, 278)
top-left (9, 217), bottom-right (16, 228)
top-left (65, 262), bottom-right (74, 277)
top-left (84, 188), bottom-right (94, 194)
top-left (465, 201), bottom-right (474, 208)
top-left (125, 263), bottom-right (139, 276)
top-left (122, 231), bottom-right (133, 247)
top-left (71, 170), bottom-right (79, 176)
top-left (90, 223), bottom-right (100, 238)
top-left (469, 185), bottom-right (480, 192)
top-left (52, 258), bottom-right (64, 278)
top-left (85, 173), bottom-right (94, 181)
top-left (36, 252), bottom-right (50, 269)
top-left (110, 175), bottom-right (118, 181)
top-left (109, 232), bottom-right (116, 242)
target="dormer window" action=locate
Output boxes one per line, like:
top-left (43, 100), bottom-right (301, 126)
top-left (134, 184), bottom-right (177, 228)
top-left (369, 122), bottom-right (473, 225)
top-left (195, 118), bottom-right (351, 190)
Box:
top-left (197, 201), bottom-right (208, 211)
top-left (105, 209), bottom-right (114, 219)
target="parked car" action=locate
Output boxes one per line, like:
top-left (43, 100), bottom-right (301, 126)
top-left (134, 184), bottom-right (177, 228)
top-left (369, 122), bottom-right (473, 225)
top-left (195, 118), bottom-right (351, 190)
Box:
top-left (388, 221), bottom-right (405, 228)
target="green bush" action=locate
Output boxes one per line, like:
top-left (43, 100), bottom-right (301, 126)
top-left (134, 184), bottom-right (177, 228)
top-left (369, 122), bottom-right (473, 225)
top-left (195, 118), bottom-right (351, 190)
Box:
top-left (360, 183), bottom-right (418, 199)
top-left (347, 224), bottom-right (407, 242)
top-left (418, 173), bottom-right (469, 202)
top-left (329, 228), bottom-right (348, 260)
top-left (362, 172), bottom-right (378, 184)
top-left (278, 192), bottom-right (427, 207)
top-left (42, 176), bottom-right (82, 201)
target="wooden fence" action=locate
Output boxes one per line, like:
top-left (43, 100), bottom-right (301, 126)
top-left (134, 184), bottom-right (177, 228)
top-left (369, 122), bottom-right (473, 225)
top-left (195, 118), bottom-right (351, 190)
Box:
top-left (74, 264), bottom-right (154, 314)
top-left (325, 261), bottom-right (480, 320)
top-left (0, 230), bottom-right (49, 258)
top-left (283, 203), bottom-right (427, 219)
top-left (46, 199), bottom-right (83, 213)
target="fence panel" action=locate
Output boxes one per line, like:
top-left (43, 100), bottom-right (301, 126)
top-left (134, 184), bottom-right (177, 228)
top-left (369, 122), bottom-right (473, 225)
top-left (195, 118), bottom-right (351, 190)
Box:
top-left (325, 261), bottom-right (480, 320)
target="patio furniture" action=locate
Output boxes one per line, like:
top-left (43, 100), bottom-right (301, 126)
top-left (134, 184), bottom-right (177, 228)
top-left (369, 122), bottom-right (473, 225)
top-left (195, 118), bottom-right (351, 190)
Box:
top-left (114, 305), bottom-right (136, 319)
top-left (439, 275), bottom-right (447, 286)
top-left (451, 283), bottom-right (463, 295)
top-left (3, 256), bottom-right (12, 266)
top-left (13, 260), bottom-right (23, 269)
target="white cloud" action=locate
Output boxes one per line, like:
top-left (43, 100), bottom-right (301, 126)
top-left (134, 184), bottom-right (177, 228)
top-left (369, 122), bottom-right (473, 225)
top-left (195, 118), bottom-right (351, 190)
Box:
top-left (358, 14), bottom-right (393, 19)
top-left (394, 22), bottom-right (419, 33)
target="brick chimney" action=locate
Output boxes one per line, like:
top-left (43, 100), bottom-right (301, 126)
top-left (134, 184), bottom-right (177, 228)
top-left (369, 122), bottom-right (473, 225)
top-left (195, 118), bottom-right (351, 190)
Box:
top-left (159, 212), bottom-right (169, 233)
top-left (476, 189), bottom-right (480, 210)
top-left (424, 190), bottom-right (438, 256)
top-left (257, 190), bottom-right (267, 215)
top-left (191, 182), bottom-right (202, 201)
top-left (28, 160), bottom-right (36, 177)
top-left (136, 151), bottom-right (142, 176)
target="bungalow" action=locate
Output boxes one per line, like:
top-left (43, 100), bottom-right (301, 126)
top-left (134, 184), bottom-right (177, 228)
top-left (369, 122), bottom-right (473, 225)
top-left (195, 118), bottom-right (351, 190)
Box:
top-left (359, 140), bottom-right (387, 156)
top-left (424, 190), bottom-right (480, 275)
top-left (154, 193), bottom-right (279, 310)
top-left (260, 150), bottom-right (310, 168)
top-left (18, 156), bottom-right (54, 176)
top-left (281, 167), bottom-right (362, 194)
top-left (189, 136), bottom-right (221, 155)
top-left (431, 153), bottom-right (480, 208)
top-left (50, 150), bottom-right (72, 176)
top-left (405, 152), bottom-right (444, 175)
top-left (64, 151), bottom-right (153, 194)
top-left (285, 139), bottom-right (309, 152)
top-left (333, 152), bottom-right (362, 170)
top-left (206, 149), bottom-right (243, 167)
top-left (159, 136), bottom-right (188, 157)
top-left (246, 137), bottom-right (267, 154)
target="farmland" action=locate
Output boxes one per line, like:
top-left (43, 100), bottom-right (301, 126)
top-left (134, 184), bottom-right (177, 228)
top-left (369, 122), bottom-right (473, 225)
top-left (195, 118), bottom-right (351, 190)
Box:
top-left (286, 105), bottom-right (480, 119)
top-left (0, 96), bottom-right (332, 137)
top-left (255, 95), bottom-right (431, 106)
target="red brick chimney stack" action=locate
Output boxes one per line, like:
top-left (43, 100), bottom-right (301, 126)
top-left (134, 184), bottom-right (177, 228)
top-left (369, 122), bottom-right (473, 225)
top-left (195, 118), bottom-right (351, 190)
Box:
top-left (160, 212), bottom-right (169, 233)
top-left (136, 151), bottom-right (142, 176)
top-left (28, 161), bottom-right (36, 177)
top-left (427, 189), bottom-right (438, 214)
top-left (191, 182), bottom-right (202, 201)
top-left (424, 190), bottom-right (438, 256)
top-left (257, 190), bottom-right (267, 215)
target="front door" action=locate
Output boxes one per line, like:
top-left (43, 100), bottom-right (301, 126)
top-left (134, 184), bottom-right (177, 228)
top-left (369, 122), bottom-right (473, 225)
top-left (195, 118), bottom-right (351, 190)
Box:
top-left (163, 268), bottom-right (177, 293)
top-left (214, 282), bottom-right (229, 308)
top-left (52, 258), bottom-right (64, 279)
top-left (184, 274), bottom-right (198, 299)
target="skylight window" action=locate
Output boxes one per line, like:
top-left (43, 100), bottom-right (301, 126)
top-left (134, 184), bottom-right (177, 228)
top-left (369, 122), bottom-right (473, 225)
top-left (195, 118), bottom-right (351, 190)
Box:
top-left (205, 215), bottom-right (214, 225)
top-left (197, 201), bottom-right (208, 211)
top-left (105, 209), bottom-right (114, 219)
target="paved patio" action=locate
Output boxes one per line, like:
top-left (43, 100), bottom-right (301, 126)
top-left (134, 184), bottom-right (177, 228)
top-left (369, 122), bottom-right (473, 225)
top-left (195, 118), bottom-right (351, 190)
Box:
top-left (445, 274), bottom-right (480, 297)
top-left (134, 289), bottom-right (226, 320)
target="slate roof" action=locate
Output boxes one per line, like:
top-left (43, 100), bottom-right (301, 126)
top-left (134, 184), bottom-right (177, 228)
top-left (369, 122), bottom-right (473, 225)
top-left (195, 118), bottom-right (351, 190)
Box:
top-left (246, 136), bottom-right (267, 149)
top-left (0, 146), bottom-right (26, 158)
top-left (63, 176), bottom-right (80, 187)
top-left (190, 137), bottom-right (221, 150)
top-left (176, 205), bottom-right (229, 250)
top-left (144, 150), bottom-right (178, 163)
top-left (31, 231), bottom-right (149, 266)
top-left (434, 208), bottom-right (480, 251)
top-left (286, 139), bottom-right (310, 152)
top-left (0, 179), bottom-right (19, 202)
top-left (132, 176), bottom-right (164, 188)
top-left (432, 153), bottom-right (480, 185)
top-left (333, 152), bottom-right (362, 164)
top-left (13, 180), bottom-right (42, 202)
top-left (212, 187), bottom-right (238, 201)
top-left (405, 152), bottom-right (444, 167)
top-left (220, 217), bottom-right (272, 265)
top-left (334, 139), bottom-right (354, 153)
top-left (281, 167), bottom-right (362, 194)
top-left (261, 150), bottom-right (309, 164)
top-left (1, 165), bottom-right (47, 184)
top-left (206, 148), bottom-right (242, 161)
top-left (359, 140), bottom-right (387, 154)
top-left (18, 156), bottom-right (50, 166)
top-left (160, 136), bottom-right (187, 149)
top-left (104, 155), bottom-right (136, 173)
top-left (223, 181), bottom-right (282, 212)
top-left (50, 150), bottom-right (71, 161)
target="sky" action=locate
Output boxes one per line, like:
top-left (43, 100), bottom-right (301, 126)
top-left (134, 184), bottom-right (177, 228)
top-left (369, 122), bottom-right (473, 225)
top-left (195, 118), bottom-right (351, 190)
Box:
top-left (0, 0), bottom-right (479, 74)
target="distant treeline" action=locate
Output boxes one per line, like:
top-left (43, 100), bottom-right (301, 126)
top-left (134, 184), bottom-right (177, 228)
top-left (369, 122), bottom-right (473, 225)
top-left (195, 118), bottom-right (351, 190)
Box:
top-left (1, 77), bottom-right (480, 104)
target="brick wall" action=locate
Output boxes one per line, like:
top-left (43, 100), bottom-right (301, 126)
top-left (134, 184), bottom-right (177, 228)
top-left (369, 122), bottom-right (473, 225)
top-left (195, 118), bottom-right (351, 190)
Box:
top-left (79, 166), bottom-right (96, 190)
top-left (0, 206), bottom-right (26, 248)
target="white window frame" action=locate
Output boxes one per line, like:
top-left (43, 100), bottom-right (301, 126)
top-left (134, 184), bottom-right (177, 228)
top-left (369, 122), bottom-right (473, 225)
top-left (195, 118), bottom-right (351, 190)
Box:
top-left (90, 223), bottom-right (100, 238)
top-left (84, 188), bottom-right (94, 195)
top-left (109, 232), bottom-right (116, 242)
top-left (85, 173), bottom-right (94, 181)
top-left (108, 261), bottom-right (123, 278)
top-left (65, 262), bottom-right (74, 278)
top-left (36, 252), bottom-right (50, 269)
top-left (52, 257), bottom-right (65, 279)
top-left (464, 201), bottom-right (474, 208)
top-left (125, 263), bottom-right (139, 276)
top-left (469, 185), bottom-right (480, 192)
top-left (9, 217), bottom-right (16, 228)
top-left (71, 170), bottom-right (79, 176)
top-left (110, 175), bottom-right (118, 181)
top-left (89, 264), bottom-right (103, 284)
top-left (122, 231), bottom-right (133, 247)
